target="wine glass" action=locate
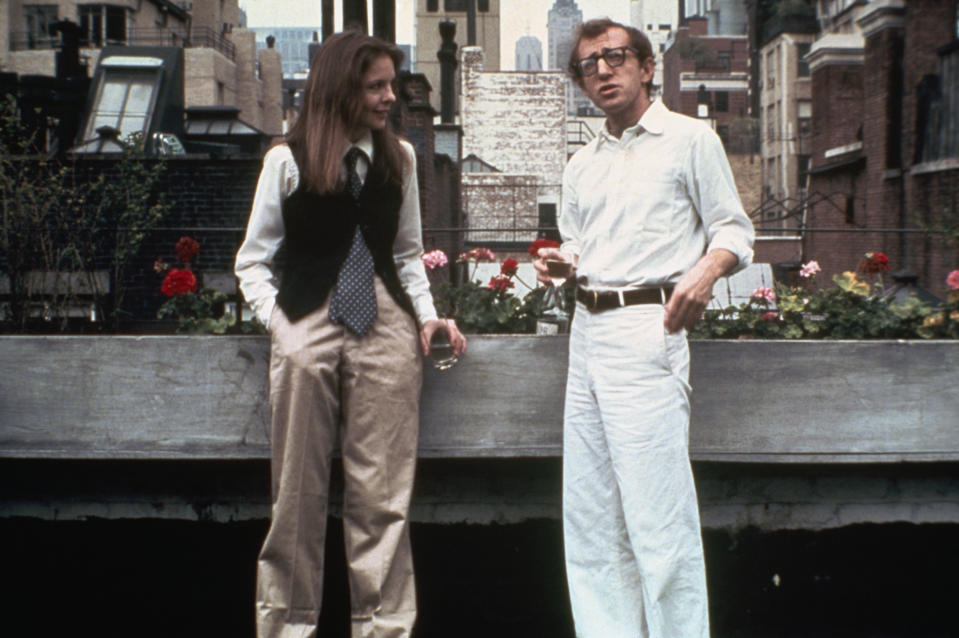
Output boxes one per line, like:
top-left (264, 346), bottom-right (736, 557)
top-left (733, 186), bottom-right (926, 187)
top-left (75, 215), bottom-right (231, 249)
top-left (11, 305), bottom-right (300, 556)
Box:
top-left (429, 325), bottom-right (458, 371)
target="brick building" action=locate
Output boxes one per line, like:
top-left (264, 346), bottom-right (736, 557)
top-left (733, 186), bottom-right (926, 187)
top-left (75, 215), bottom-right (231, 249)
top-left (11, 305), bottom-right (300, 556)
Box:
top-left (805, 0), bottom-right (959, 292)
top-left (459, 46), bottom-right (566, 252)
top-left (393, 72), bottom-right (462, 272)
top-left (662, 15), bottom-right (766, 260)
top-left (662, 16), bottom-right (751, 148)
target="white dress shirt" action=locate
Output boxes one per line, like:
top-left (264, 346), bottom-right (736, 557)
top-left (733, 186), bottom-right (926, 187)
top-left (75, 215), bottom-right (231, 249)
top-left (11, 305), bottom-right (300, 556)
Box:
top-left (234, 132), bottom-right (438, 329)
top-left (560, 99), bottom-right (755, 290)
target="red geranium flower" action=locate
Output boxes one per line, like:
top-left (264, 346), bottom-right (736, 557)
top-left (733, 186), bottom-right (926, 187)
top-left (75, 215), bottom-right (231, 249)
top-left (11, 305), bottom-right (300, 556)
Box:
top-left (528, 238), bottom-right (559, 258)
top-left (487, 275), bottom-right (515, 292)
top-left (500, 258), bottom-right (519, 276)
top-left (161, 268), bottom-right (198, 297)
top-left (860, 251), bottom-right (890, 274)
top-left (175, 236), bottom-right (200, 265)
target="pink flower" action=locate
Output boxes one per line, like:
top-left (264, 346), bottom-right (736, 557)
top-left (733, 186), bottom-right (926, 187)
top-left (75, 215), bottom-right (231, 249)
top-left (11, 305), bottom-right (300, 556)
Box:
top-left (751, 287), bottom-right (777, 303)
top-left (761, 311), bottom-right (779, 322)
top-left (421, 249), bottom-right (448, 270)
top-left (458, 247), bottom-right (496, 263)
top-left (799, 260), bottom-right (821, 278)
top-left (946, 270), bottom-right (959, 291)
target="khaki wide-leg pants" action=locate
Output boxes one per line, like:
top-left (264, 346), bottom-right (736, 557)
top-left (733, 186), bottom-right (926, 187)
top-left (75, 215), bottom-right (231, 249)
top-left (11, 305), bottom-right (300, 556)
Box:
top-left (256, 278), bottom-right (422, 638)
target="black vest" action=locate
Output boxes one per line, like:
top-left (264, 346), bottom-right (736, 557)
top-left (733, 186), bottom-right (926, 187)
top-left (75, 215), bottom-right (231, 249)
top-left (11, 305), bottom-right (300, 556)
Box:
top-left (275, 156), bottom-right (416, 324)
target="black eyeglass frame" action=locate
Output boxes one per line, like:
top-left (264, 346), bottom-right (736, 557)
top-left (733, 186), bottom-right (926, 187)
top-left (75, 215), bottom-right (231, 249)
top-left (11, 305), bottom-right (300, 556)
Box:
top-left (572, 46), bottom-right (642, 78)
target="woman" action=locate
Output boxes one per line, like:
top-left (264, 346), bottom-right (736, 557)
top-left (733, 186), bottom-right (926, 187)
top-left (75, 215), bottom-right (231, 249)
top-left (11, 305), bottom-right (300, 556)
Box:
top-left (235, 30), bottom-right (466, 638)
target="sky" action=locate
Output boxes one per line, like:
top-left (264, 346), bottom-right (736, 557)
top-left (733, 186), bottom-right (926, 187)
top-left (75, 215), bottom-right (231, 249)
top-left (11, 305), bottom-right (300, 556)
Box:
top-left (238, 0), bottom-right (633, 70)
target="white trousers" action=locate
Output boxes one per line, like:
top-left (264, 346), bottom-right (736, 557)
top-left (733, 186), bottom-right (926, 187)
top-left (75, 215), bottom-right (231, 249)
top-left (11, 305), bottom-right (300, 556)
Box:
top-left (563, 302), bottom-right (709, 638)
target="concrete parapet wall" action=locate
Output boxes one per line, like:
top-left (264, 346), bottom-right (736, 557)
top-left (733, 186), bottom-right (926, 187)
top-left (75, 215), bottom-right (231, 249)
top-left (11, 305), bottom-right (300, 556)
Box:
top-left (1, 336), bottom-right (957, 462)
top-left (1, 336), bottom-right (957, 530)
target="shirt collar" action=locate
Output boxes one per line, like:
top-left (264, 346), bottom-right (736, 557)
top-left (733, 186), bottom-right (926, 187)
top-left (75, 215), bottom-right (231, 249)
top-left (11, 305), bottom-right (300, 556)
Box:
top-left (346, 130), bottom-right (374, 161)
top-left (598, 99), bottom-right (667, 146)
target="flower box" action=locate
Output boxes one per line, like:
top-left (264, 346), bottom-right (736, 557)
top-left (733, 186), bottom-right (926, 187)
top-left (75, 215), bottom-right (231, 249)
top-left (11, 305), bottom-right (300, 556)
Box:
top-left (0, 336), bottom-right (957, 463)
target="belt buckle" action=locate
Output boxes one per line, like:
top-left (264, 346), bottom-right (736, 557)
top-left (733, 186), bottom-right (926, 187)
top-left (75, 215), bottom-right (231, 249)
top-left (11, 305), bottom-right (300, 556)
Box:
top-left (590, 289), bottom-right (599, 311)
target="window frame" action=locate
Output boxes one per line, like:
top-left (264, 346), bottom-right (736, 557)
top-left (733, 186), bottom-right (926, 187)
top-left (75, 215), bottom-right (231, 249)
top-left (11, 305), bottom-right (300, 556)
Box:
top-left (83, 66), bottom-right (163, 143)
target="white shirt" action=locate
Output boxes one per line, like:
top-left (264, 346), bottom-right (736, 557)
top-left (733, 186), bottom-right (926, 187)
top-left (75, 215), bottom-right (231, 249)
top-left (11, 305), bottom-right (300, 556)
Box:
top-left (234, 132), bottom-right (438, 328)
top-left (560, 99), bottom-right (755, 290)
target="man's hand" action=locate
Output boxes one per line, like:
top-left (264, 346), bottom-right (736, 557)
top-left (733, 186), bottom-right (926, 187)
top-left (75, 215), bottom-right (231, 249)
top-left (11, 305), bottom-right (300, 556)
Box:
top-left (533, 247), bottom-right (577, 285)
top-left (664, 249), bottom-right (738, 333)
top-left (419, 318), bottom-right (467, 357)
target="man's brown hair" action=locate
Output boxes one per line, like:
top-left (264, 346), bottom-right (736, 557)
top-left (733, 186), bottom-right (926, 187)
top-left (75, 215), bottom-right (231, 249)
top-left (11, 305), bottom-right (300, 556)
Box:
top-left (567, 18), bottom-right (655, 94)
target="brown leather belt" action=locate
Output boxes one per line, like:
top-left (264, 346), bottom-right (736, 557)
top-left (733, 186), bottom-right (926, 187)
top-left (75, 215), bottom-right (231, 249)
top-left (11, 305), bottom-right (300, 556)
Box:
top-left (576, 285), bottom-right (674, 312)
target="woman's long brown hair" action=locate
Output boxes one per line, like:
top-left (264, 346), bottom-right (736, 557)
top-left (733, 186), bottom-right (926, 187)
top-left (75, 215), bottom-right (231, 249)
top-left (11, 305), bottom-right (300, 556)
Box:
top-left (286, 30), bottom-right (406, 194)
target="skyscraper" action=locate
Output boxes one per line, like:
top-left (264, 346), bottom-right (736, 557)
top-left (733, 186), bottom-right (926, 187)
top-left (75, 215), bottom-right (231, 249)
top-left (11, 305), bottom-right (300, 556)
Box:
top-left (515, 34), bottom-right (543, 71)
top-left (547, 0), bottom-right (581, 71)
top-left (547, 0), bottom-right (594, 115)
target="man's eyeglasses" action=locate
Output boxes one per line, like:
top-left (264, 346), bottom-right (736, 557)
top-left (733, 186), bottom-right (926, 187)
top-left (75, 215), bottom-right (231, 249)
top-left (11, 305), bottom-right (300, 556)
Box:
top-left (573, 46), bottom-right (640, 77)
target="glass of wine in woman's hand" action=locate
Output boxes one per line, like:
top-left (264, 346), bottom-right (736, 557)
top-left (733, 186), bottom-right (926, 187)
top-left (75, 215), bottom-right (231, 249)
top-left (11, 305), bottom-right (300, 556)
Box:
top-left (429, 326), bottom-right (458, 371)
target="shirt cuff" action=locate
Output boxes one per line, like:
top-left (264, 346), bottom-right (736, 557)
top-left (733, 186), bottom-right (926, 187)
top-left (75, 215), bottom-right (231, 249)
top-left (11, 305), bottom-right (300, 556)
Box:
top-left (708, 235), bottom-right (754, 276)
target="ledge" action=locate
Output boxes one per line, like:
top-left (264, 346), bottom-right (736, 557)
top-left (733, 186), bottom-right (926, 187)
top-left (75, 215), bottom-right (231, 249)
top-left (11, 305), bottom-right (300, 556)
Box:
top-left (911, 157), bottom-right (959, 176)
top-left (0, 336), bottom-right (957, 463)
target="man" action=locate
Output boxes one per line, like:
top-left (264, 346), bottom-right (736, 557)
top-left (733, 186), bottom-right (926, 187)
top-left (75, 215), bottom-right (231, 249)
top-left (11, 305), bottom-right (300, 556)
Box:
top-left (534, 18), bottom-right (754, 638)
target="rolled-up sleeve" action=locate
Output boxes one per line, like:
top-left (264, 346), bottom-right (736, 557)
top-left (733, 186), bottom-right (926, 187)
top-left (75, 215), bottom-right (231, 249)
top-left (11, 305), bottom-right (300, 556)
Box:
top-left (559, 162), bottom-right (583, 258)
top-left (685, 127), bottom-right (755, 274)
top-left (392, 141), bottom-right (438, 325)
top-left (234, 145), bottom-right (296, 329)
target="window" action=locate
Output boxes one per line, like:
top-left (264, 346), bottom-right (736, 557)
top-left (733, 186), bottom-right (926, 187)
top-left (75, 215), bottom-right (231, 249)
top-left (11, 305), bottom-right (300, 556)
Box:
top-left (714, 91), bottom-right (729, 112)
top-left (537, 203), bottom-right (560, 242)
top-left (427, 0), bottom-right (439, 11)
top-left (84, 69), bottom-right (160, 141)
top-left (798, 100), bottom-right (812, 135)
top-left (844, 195), bottom-right (855, 224)
top-left (797, 155), bottom-right (810, 190)
top-left (24, 5), bottom-right (58, 49)
top-left (797, 42), bottom-right (812, 77)
top-left (79, 4), bottom-right (127, 47)
top-left (443, 0), bottom-right (489, 12)
top-left (766, 50), bottom-right (776, 88)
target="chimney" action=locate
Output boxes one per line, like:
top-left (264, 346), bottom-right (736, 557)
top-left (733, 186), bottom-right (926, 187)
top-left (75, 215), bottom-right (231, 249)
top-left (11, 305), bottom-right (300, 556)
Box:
top-left (437, 20), bottom-right (458, 124)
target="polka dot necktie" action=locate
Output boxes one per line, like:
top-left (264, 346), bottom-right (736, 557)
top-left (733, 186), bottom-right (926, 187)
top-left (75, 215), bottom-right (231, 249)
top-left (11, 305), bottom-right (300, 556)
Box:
top-left (328, 147), bottom-right (377, 336)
